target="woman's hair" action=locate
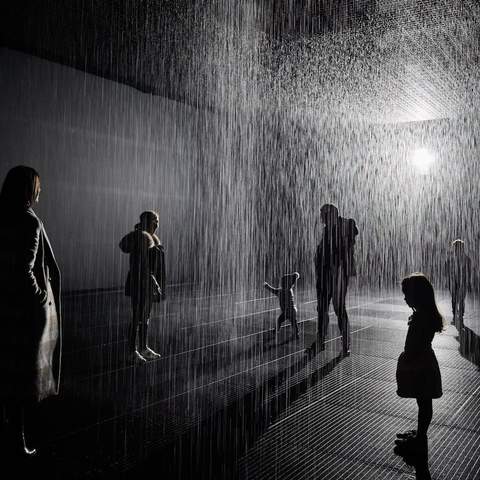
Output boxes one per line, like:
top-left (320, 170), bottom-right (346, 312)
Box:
top-left (451, 239), bottom-right (465, 253)
top-left (320, 203), bottom-right (339, 219)
top-left (0, 166), bottom-right (40, 210)
top-left (401, 272), bottom-right (444, 332)
top-left (139, 210), bottom-right (158, 224)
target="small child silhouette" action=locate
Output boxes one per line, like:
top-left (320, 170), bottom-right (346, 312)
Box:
top-left (395, 273), bottom-right (443, 457)
top-left (264, 272), bottom-right (300, 340)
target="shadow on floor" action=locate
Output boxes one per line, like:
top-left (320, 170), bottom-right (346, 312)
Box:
top-left (0, 350), bottom-right (345, 479)
top-left (119, 351), bottom-right (345, 479)
top-left (394, 442), bottom-right (432, 480)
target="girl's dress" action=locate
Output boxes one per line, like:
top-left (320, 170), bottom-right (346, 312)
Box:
top-left (396, 312), bottom-right (442, 399)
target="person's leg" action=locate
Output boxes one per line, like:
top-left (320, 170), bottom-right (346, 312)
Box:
top-left (414, 460), bottom-right (432, 480)
top-left (128, 308), bottom-right (138, 354)
top-left (129, 298), bottom-right (140, 354)
top-left (276, 313), bottom-right (285, 332)
top-left (138, 298), bottom-right (152, 352)
top-left (274, 313), bottom-right (284, 344)
top-left (130, 300), bottom-right (147, 362)
top-left (306, 287), bottom-right (328, 355)
top-left (396, 398), bottom-right (431, 456)
top-left (138, 318), bottom-right (148, 352)
top-left (333, 270), bottom-right (350, 355)
top-left (317, 277), bottom-right (332, 348)
top-left (142, 295), bottom-right (160, 358)
top-left (130, 296), bottom-right (148, 362)
top-left (289, 311), bottom-right (299, 339)
top-left (416, 397), bottom-right (433, 439)
top-left (458, 287), bottom-right (466, 325)
top-left (451, 288), bottom-right (458, 325)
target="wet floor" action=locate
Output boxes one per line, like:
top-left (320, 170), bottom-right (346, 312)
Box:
top-left (5, 285), bottom-right (479, 479)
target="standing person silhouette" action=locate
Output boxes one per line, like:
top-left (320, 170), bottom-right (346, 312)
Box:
top-left (445, 239), bottom-right (471, 330)
top-left (0, 166), bottom-right (62, 456)
top-left (119, 211), bottom-right (165, 362)
top-left (312, 204), bottom-right (358, 356)
top-left (395, 273), bottom-right (443, 459)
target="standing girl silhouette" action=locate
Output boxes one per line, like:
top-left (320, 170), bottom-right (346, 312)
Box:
top-left (395, 273), bottom-right (444, 454)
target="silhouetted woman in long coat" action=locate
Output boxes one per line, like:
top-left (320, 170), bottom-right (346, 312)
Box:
top-left (0, 166), bottom-right (61, 456)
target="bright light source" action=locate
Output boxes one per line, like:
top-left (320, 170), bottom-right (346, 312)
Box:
top-left (411, 148), bottom-right (435, 174)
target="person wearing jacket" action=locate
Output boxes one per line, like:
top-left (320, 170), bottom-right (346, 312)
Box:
top-left (119, 210), bottom-right (165, 362)
top-left (0, 166), bottom-right (61, 456)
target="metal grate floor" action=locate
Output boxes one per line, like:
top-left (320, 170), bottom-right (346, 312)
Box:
top-left (237, 294), bottom-right (480, 480)
top-left (6, 287), bottom-right (478, 479)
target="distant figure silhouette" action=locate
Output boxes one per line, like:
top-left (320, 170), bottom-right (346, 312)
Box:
top-left (119, 211), bottom-right (166, 362)
top-left (395, 273), bottom-right (443, 457)
top-left (313, 204), bottom-right (358, 356)
top-left (445, 239), bottom-right (471, 330)
top-left (0, 166), bottom-right (61, 456)
top-left (264, 272), bottom-right (300, 340)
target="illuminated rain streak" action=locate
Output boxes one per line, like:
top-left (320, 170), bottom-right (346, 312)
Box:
top-left (175, 0), bottom-right (480, 295)
top-left (3, 0), bottom-right (480, 293)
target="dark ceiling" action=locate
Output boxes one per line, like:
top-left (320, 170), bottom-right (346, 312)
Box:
top-left (2, 0), bottom-right (480, 122)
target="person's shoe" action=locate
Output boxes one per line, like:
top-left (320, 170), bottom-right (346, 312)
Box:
top-left (142, 347), bottom-right (161, 360)
top-left (146, 346), bottom-right (161, 357)
top-left (21, 430), bottom-right (37, 457)
top-left (305, 340), bottom-right (325, 357)
top-left (396, 429), bottom-right (417, 440)
top-left (393, 444), bottom-right (403, 456)
top-left (23, 442), bottom-right (37, 456)
top-left (305, 345), bottom-right (315, 357)
top-left (133, 350), bottom-right (147, 363)
top-left (9, 432), bottom-right (37, 457)
top-left (342, 346), bottom-right (351, 357)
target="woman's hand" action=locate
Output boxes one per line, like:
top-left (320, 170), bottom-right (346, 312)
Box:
top-left (39, 289), bottom-right (48, 306)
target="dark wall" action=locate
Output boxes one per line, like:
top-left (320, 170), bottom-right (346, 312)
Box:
top-left (2, 48), bottom-right (479, 294)
top-left (0, 48), bottom-right (197, 291)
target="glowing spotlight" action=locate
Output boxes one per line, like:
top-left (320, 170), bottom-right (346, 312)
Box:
top-left (411, 148), bottom-right (435, 174)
